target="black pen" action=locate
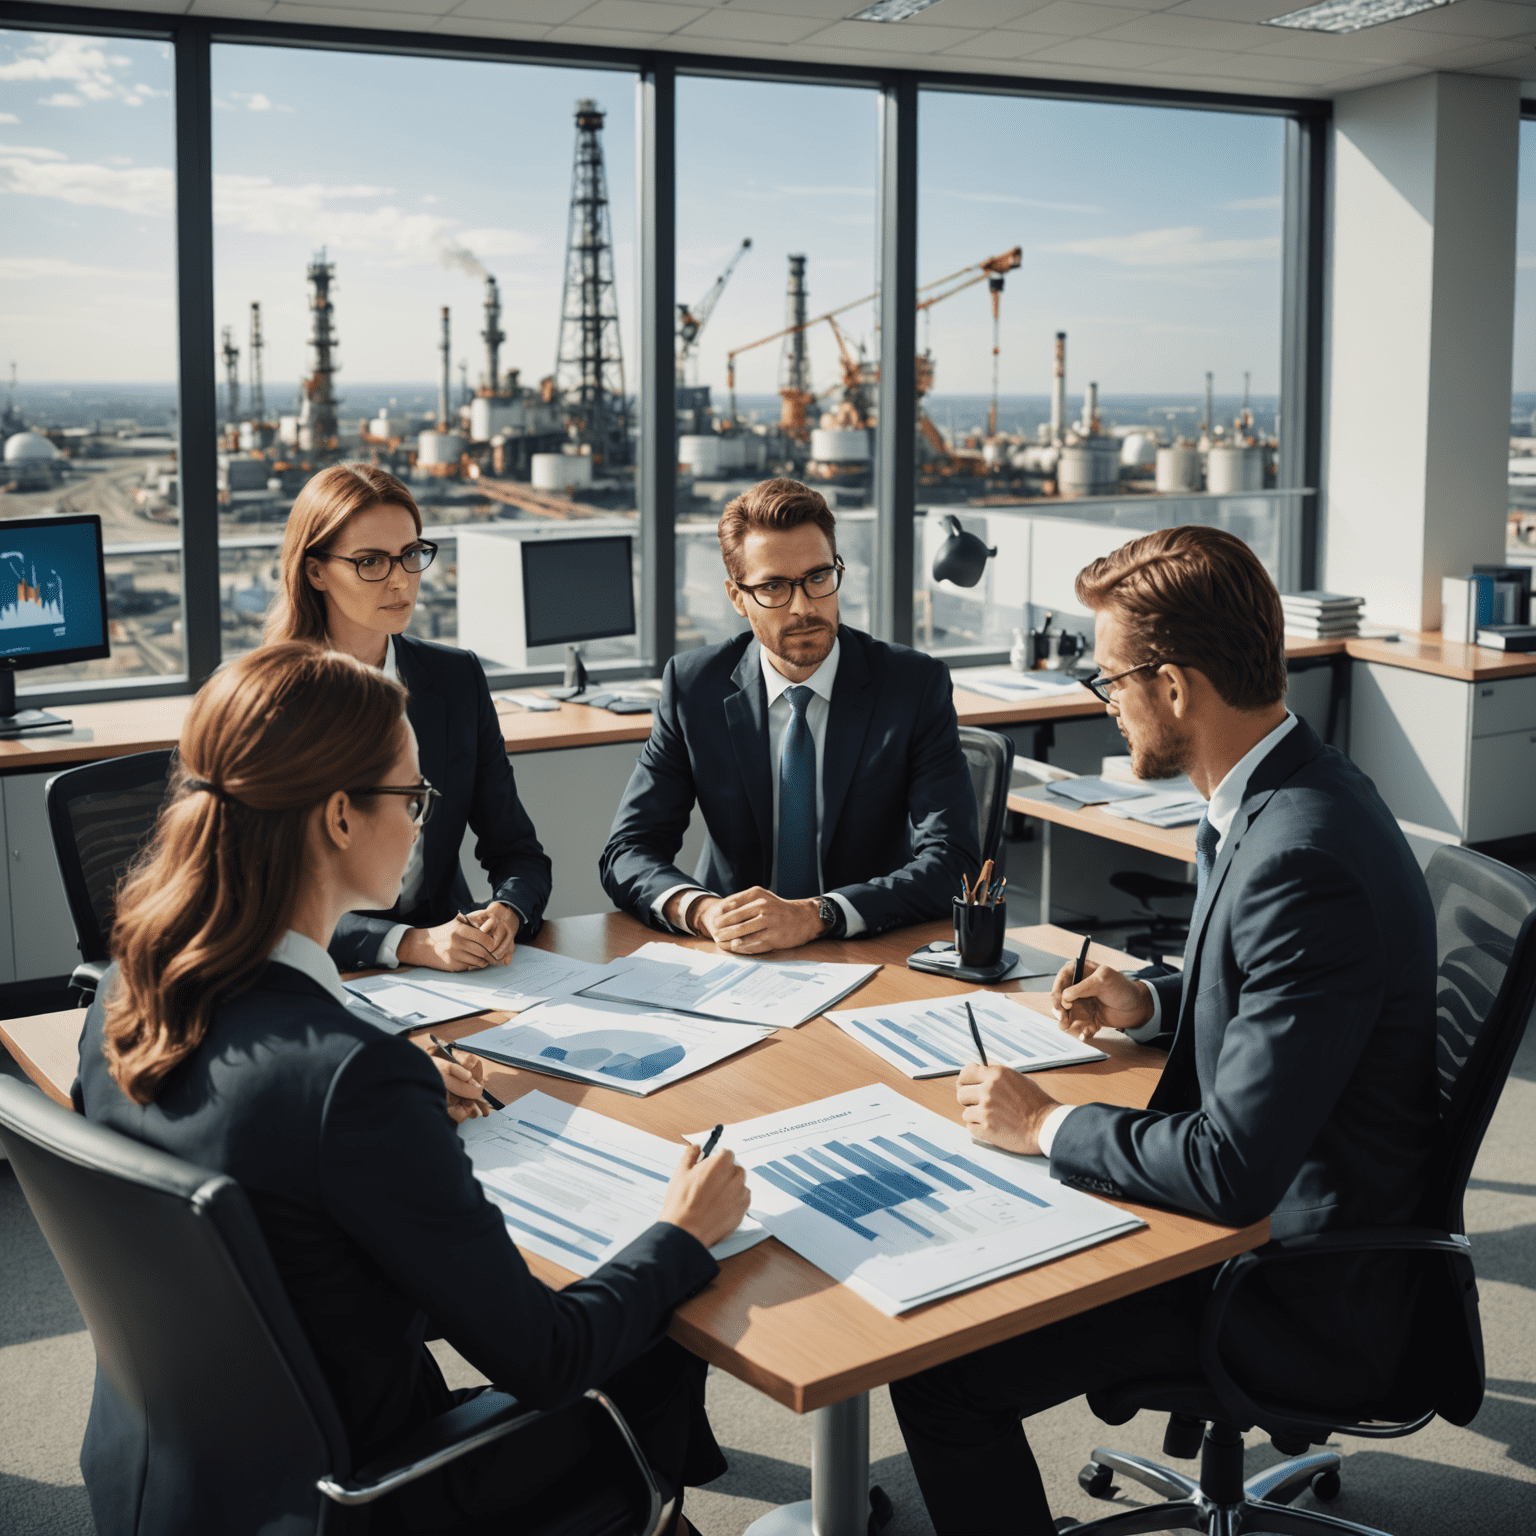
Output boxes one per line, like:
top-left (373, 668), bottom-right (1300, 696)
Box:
top-left (429, 1034), bottom-right (506, 1112)
top-left (700, 1124), bottom-right (724, 1159)
top-left (964, 1000), bottom-right (988, 1068)
top-left (1072, 933), bottom-right (1093, 987)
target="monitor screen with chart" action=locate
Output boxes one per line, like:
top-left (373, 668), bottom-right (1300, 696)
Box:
top-left (0, 513), bottom-right (110, 668)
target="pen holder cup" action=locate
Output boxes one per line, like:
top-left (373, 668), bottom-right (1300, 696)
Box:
top-left (953, 897), bottom-right (1007, 970)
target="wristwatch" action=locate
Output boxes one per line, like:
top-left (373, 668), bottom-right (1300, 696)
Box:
top-left (817, 896), bottom-right (847, 939)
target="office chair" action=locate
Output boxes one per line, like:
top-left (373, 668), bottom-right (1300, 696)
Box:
top-left (44, 748), bottom-right (174, 1004)
top-left (959, 727), bottom-right (1014, 870)
top-left (1098, 871), bottom-right (1196, 965)
top-left (1059, 844), bottom-right (1533, 1535)
top-left (0, 1076), bottom-right (673, 1536)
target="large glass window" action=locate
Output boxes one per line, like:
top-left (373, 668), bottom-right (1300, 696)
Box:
top-left (0, 29), bottom-right (182, 689)
top-left (211, 46), bottom-right (638, 673)
top-left (914, 94), bottom-right (1286, 659)
top-left (674, 76), bottom-right (879, 652)
top-left (1511, 117), bottom-right (1536, 547)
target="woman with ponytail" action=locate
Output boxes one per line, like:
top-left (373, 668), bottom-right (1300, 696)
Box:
top-left (73, 643), bottom-right (746, 1536)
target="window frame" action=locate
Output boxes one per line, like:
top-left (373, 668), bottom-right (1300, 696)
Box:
top-left (0, 1), bottom-right (1330, 701)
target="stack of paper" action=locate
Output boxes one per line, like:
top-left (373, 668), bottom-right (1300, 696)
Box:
top-left (461, 1089), bottom-right (767, 1273)
top-left (455, 995), bottom-right (773, 1097)
top-left (827, 990), bottom-right (1105, 1080)
top-left (582, 942), bottom-right (878, 1029)
top-left (1281, 591), bottom-right (1364, 639)
top-left (692, 1084), bottom-right (1143, 1315)
top-left (952, 666), bottom-right (1091, 703)
top-left (1102, 789), bottom-right (1206, 829)
top-left (343, 975), bottom-right (489, 1034)
top-left (1045, 776), bottom-right (1153, 807)
top-left (408, 948), bottom-right (627, 1014)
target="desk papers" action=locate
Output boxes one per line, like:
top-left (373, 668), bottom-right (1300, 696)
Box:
top-left (954, 666), bottom-right (1091, 702)
top-left (582, 942), bottom-right (878, 1029)
top-left (342, 976), bottom-right (488, 1033)
top-left (1102, 790), bottom-right (1205, 829)
top-left (827, 990), bottom-right (1105, 1080)
top-left (454, 995), bottom-right (773, 1096)
top-left (1045, 776), bottom-right (1152, 806)
top-left (408, 949), bottom-right (625, 1013)
top-left (461, 1090), bottom-right (767, 1275)
top-left (691, 1084), bottom-right (1142, 1315)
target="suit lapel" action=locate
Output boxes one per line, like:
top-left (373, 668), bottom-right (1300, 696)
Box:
top-left (723, 641), bottom-right (773, 877)
top-left (392, 636), bottom-right (448, 787)
top-left (820, 629), bottom-right (875, 856)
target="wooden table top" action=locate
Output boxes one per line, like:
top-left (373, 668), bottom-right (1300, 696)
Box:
top-left (1007, 783), bottom-right (1199, 865)
top-left (0, 911), bottom-right (1263, 1413)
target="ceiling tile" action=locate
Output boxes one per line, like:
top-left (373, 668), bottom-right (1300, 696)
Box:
top-left (674, 5), bottom-right (830, 36)
top-left (447, 0), bottom-right (594, 23)
top-left (1091, 11), bottom-right (1268, 44)
top-left (1404, 36), bottom-right (1536, 62)
top-left (690, 0), bottom-right (854, 16)
top-left (188, 0), bottom-right (277, 16)
top-left (431, 13), bottom-right (557, 33)
top-left (1245, 19), bottom-right (1475, 58)
top-left (272, 0), bottom-right (460, 13)
top-left (1129, 64), bottom-right (1326, 89)
top-left (265, 1), bottom-right (453, 22)
top-left (1390, 0), bottom-right (1536, 35)
top-left (1202, 48), bottom-right (1381, 78)
top-left (1162, 0), bottom-right (1300, 20)
top-left (1021, 33), bottom-right (1184, 59)
top-left (906, 0), bottom-right (1053, 24)
top-left (541, 19), bottom-right (695, 38)
top-left (797, 16), bottom-right (983, 44)
top-left (998, 1), bottom-right (1153, 35)
top-left (935, 24), bottom-right (1075, 50)
top-left (553, 0), bottom-right (703, 28)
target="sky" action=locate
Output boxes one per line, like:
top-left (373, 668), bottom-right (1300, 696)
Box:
top-left (10, 25), bottom-right (1509, 402)
top-left (1515, 119), bottom-right (1536, 402)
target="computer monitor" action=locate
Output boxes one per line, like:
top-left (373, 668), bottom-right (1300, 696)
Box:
top-left (0, 513), bottom-right (111, 730)
top-left (521, 535), bottom-right (636, 650)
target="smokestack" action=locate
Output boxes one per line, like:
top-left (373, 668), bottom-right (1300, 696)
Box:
top-left (1051, 331), bottom-right (1066, 446)
top-left (438, 306), bottom-right (451, 431)
top-left (1081, 381), bottom-right (1098, 437)
top-left (1203, 371), bottom-right (1214, 438)
top-left (482, 276), bottom-right (504, 396)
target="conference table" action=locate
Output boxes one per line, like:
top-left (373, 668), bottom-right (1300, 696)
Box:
top-left (0, 912), bottom-right (1266, 1536)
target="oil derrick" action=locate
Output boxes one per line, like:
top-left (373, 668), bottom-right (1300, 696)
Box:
top-left (302, 248), bottom-right (340, 455)
top-left (221, 326), bottom-right (240, 425)
top-left (779, 255), bottom-right (814, 442)
top-left (248, 302), bottom-right (266, 426)
top-left (481, 276), bottom-right (506, 395)
top-left (554, 99), bottom-right (628, 466)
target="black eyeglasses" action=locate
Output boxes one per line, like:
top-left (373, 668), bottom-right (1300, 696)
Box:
top-left (349, 779), bottom-right (440, 827)
top-left (734, 557), bottom-right (845, 610)
top-left (1083, 659), bottom-right (1167, 705)
top-left (313, 542), bottom-right (438, 582)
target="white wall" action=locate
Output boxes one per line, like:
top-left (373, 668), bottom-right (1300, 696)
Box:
top-left (1324, 73), bottom-right (1518, 631)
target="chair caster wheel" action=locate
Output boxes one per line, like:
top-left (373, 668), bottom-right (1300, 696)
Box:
top-left (1078, 1461), bottom-right (1118, 1499)
top-left (1311, 1470), bottom-right (1341, 1502)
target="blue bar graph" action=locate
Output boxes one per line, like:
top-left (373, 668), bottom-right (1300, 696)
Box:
top-left (900, 1132), bottom-right (1052, 1209)
top-left (759, 1138), bottom-right (952, 1241)
top-left (516, 1120), bottom-right (670, 1183)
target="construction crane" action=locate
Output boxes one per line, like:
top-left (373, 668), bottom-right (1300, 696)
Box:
top-left (221, 327), bottom-right (240, 428)
top-left (677, 238), bottom-right (751, 385)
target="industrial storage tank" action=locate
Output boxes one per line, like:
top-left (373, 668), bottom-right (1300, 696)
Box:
top-left (1057, 440), bottom-right (1119, 498)
top-left (1205, 444), bottom-right (1264, 493)
top-left (1155, 445), bottom-right (1202, 493)
top-left (470, 397), bottom-right (525, 443)
top-left (531, 452), bottom-right (593, 492)
top-left (417, 430), bottom-right (463, 467)
top-left (810, 428), bottom-right (871, 464)
top-left (1120, 432), bottom-right (1157, 468)
top-left (679, 434), bottom-right (722, 477)
top-left (2, 432), bottom-right (58, 465)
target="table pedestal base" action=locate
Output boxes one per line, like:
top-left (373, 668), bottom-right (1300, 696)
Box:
top-left (743, 1393), bottom-right (871, 1536)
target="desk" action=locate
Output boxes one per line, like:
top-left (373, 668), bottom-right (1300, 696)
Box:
top-left (0, 911), bottom-right (1263, 1536)
top-left (1008, 784), bottom-right (1198, 926)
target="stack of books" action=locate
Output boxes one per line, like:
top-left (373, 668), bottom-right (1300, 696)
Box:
top-left (1280, 591), bottom-right (1365, 639)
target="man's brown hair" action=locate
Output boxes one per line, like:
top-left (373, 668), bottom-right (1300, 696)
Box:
top-left (1075, 525), bottom-right (1287, 711)
top-left (718, 477), bottom-right (837, 582)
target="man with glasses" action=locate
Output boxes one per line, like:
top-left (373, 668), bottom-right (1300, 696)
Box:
top-left (888, 524), bottom-right (1438, 1536)
top-left (601, 477), bottom-right (979, 952)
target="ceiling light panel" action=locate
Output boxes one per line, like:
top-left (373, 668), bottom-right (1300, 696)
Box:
top-left (852, 0), bottom-right (948, 20)
top-left (1263, 0), bottom-right (1459, 34)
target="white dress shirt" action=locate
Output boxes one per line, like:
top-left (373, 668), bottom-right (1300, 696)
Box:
top-left (1036, 712), bottom-right (1299, 1158)
top-left (269, 928), bottom-right (352, 1006)
top-left (655, 636), bottom-right (866, 938)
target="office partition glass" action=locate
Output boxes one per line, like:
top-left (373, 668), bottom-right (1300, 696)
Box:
top-left (1511, 117), bottom-right (1536, 546)
top-left (210, 45), bottom-right (639, 672)
top-left (674, 76), bottom-right (879, 653)
top-left (0, 29), bottom-right (184, 689)
top-left (914, 92), bottom-right (1285, 660)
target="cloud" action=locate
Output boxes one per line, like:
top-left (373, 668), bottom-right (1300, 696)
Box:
top-left (0, 34), bottom-right (165, 108)
top-left (0, 144), bottom-right (67, 160)
top-left (227, 90), bottom-right (293, 114)
top-left (0, 113), bottom-right (17, 125)
top-left (0, 151), bottom-right (173, 215)
top-left (940, 189), bottom-right (1101, 215)
top-left (1042, 226), bottom-right (1280, 267)
top-left (1520, 255), bottom-right (1536, 270)
top-left (1225, 196), bottom-right (1281, 211)
top-left (0, 256), bottom-right (162, 281)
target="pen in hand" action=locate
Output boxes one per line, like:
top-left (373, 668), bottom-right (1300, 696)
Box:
top-left (964, 1000), bottom-right (988, 1068)
top-left (700, 1124), bottom-right (724, 1159)
top-left (1072, 933), bottom-right (1092, 987)
top-left (429, 1034), bottom-right (506, 1112)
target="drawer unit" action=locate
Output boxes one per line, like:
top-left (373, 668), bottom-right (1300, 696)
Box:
top-left (1466, 727), bottom-right (1536, 842)
top-left (1472, 674), bottom-right (1536, 738)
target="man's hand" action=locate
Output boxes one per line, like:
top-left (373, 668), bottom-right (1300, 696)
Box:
top-left (432, 1054), bottom-right (491, 1123)
top-left (1051, 961), bottom-right (1155, 1042)
top-left (659, 1142), bottom-right (751, 1249)
top-left (399, 915), bottom-right (504, 972)
top-left (461, 903), bottom-right (519, 965)
top-left (693, 888), bottom-right (825, 954)
top-left (956, 1063), bottom-right (1060, 1155)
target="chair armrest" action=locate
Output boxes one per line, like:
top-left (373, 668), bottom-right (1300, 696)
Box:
top-left (69, 961), bottom-right (108, 1007)
top-left (317, 1386), bottom-right (669, 1536)
top-left (1195, 1227), bottom-right (1469, 1440)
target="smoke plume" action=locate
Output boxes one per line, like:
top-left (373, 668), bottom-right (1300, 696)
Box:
top-left (437, 240), bottom-right (487, 280)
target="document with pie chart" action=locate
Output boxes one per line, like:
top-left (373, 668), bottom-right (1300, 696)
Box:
top-left (454, 994), bottom-right (775, 1096)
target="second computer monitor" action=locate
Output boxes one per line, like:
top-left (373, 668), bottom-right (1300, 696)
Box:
top-left (522, 535), bottom-right (635, 651)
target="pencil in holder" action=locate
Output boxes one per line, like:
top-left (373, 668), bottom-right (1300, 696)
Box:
top-left (953, 896), bottom-right (1007, 970)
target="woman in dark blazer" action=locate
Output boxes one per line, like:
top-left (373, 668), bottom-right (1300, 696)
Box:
top-left (266, 462), bottom-right (552, 973)
top-left (73, 643), bottom-right (746, 1536)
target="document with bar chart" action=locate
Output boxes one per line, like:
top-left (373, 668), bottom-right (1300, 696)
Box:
top-left (693, 1084), bottom-right (1141, 1315)
top-left (460, 1090), bottom-right (767, 1275)
top-left (825, 990), bottom-right (1106, 1080)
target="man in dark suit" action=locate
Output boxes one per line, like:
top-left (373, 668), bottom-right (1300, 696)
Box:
top-left (330, 631), bottom-right (552, 971)
top-left (890, 525), bottom-right (1439, 1536)
top-left (600, 478), bottom-right (979, 952)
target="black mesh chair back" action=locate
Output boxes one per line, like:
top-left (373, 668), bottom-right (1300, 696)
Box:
top-left (957, 727), bottom-right (1012, 869)
top-left (45, 749), bottom-right (174, 963)
top-left (0, 1075), bottom-right (350, 1535)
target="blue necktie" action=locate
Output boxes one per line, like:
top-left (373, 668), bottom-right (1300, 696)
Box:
top-left (1194, 815), bottom-right (1219, 905)
top-left (776, 685), bottom-right (819, 901)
